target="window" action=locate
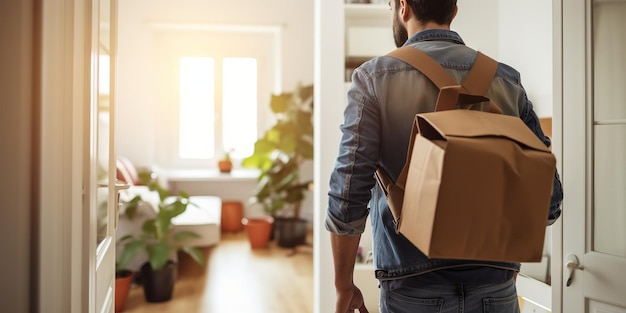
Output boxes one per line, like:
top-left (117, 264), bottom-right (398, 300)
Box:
top-left (178, 57), bottom-right (258, 161)
top-left (153, 28), bottom-right (279, 169)
top-left (179, 57), bottom-right (215, 159)
top-left (222, 58), bottom-right (258, 159)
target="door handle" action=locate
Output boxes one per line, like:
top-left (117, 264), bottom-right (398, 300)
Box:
top-left (114, 180), bottom-right (131, 229)
top-left (566, 254), bottom-right (584, 287)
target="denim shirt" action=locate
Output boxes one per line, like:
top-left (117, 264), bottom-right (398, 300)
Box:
top-left (325, 29), bottom-right (563, 280)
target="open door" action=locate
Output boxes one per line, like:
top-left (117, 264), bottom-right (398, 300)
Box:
top-left (560, 0), bottom-right (626, 312)
top-left (88, 0), bottom-right (121, 312)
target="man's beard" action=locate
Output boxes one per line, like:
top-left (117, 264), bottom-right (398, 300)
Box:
top-left (393, 13), bottom-right (408, 48)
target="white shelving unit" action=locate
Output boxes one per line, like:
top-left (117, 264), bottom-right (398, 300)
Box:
top-left (342, 5), bottom-right (393, 313)
top-left (344, 3), bottom-right (389, 20)
top-left (342, 3), bottom-right (392, 261)
top-left (343, 3), bottom-right (395, 82)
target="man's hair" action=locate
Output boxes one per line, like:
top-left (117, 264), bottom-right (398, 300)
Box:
top-left (395, 0), bottom-right (457, 25)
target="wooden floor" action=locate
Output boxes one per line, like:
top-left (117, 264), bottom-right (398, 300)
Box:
top-left (121, 232), bottom-right (313, 313)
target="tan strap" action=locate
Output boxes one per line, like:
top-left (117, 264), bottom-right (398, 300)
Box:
top-left (386, 46), bottom-right (456, 89)
top-left (377, 47), bottom-right (502, 202)
top-left (461, 52), bottom-right (498, 95)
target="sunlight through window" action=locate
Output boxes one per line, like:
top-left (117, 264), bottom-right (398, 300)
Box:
top-left (179, 57), bottom-right (215, 159)
top-left (223, 58), bottom-right (258, 159)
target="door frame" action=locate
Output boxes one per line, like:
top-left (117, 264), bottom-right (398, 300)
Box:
top-left (559, 0), bottom-right (589, 311)
top-left (552, 0), bottom-right (565, 312)
top-left (37, 0), bottom-right (94, 312)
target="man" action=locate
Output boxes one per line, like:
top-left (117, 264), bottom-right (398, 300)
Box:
top-left (325, 0), bottom-right (563, 312)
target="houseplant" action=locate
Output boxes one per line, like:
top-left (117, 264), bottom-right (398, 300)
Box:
top-left (114, 267), bottom-right (134, 313)
top-left (242, 83), bottom-right (314, 248)
top-left (117, 181), bottom-right (205, 303)
top-left (114, 195), bottom-right (142, 312)
top-left (217, 150), bottom-right (233, 173)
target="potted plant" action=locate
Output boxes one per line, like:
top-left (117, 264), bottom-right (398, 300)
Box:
top-left (218, 150), bottom-right (233, 173)
top-left (117, 182), bottom-right (205, 303)
top-left (114, 195), bottom-right (142, 312)
top-left (242, 83), bottom-right (314, 248)
top-left (115, 256), bottom-right (135, 313)
top-left (114, 268), bottom-right (134, 313)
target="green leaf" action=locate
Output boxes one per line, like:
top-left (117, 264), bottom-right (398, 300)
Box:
top-left (265, 128), bottom-right (282, 144)
top-left (142, 219), bottom-right (158, 237)
top-left (299, 84), bottom-right (314, 103)
top-left (117, 234), bottom-right (135, 244)
top-left (180, 246), bottom-right (205, 266)
top-left (117, 240), bottom-right (144, 270)
top-left (274, 171), bottom-right (298, 191)
top-left (123, 195), bottom-right (142, 220)
top-left (254, 175), bottom-right (272, 199)
top-left (270, 198), bottom-right (285, 214)
top-left (297, 111), bottom-right (314, 135)
top-left (285, 187), bottom-right (305, 203)
top-left (178, 190), bottom-right (190, 199)
top-left (242, 138), bottom-right (278, 169)
top-left (277, 134), bottom-right (298, 153)
top-left (147, 242), bottom-right (171, 270)
top-left (137, 171), bottom-right (154, 185)
top-left (298, 138), bottom-right (314, 160)
top-left (162, 199), bottom-right (187, 220)
top-left (270, 93), bottom-right (291, 113)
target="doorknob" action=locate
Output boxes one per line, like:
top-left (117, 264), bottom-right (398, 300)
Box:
top-left (566, 254), bottom-right (584, 287)
top-left (114, 180), bottom-right (131, 229)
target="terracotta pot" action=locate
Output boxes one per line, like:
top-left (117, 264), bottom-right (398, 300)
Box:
top-left (115, 270), bottom-right (134, 313)
top-left (241, 216), bottom-right (274, 249)
top-left (218, 160), bottom-right (232, 173)
top-left (221, 201), bottom-right (244, 233)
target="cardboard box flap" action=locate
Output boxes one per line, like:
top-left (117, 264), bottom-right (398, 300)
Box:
top-left (416, 110), bottom-right (550, 153)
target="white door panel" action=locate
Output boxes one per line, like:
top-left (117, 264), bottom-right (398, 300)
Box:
top-left (589, 300), bottom-right (626, 313)
top-left (92, 0), bottom-right (117, 312)
top-left (593, 125), bottom-right (626, 258)
top-left (561, 0), bottom-right (626, 312)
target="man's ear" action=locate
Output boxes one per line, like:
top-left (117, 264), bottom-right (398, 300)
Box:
top-left (399, 0), bottom-right (411, 22)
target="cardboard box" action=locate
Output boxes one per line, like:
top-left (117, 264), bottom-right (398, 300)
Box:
top-left (397, 110), bottom-right (556, 262)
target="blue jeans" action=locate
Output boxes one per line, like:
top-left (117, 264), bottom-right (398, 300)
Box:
top-left (379, 278), bottom-right (520, 313)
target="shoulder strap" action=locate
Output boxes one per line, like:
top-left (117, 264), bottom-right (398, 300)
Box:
top-left (377, 47), bottom-right (501, 198)
top-left (461, 52), bottom-right (498, 95)
top-left (386, 46), bottom-right (456, 89)
top-left (387, 46), bottom-right (499, 97)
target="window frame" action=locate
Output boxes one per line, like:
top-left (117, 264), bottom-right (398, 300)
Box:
top-left (152, 26), bottom-right (282, 169)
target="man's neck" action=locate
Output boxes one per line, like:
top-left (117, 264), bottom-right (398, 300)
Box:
top-left (407, 20), bottom-right (451, 38)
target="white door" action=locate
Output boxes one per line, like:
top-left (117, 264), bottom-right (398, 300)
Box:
top-left (561, 0), bottom-right (626, 312)
top-left (90, 0), bottom-right (120, 312)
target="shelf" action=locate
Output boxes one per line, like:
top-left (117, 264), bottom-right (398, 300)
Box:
top-left (345, 3), bottom-right (390, 20)
top-left (346, 56), bottom-right (373, 68)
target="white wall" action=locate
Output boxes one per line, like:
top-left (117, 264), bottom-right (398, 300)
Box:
top-left (453, 0), bottom-right (500, 57)
top-left (456, 0), bottom-right (553, 118)
top-left (0, 1), bottom-right (34, 311)
top-left (497, 0), bottom-right (553, 118)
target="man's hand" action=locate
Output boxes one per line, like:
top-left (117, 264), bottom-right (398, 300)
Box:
top-left (336, 284), bottom-right (369, 313)
top-left (330, 233), bottom-right (369, 312)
